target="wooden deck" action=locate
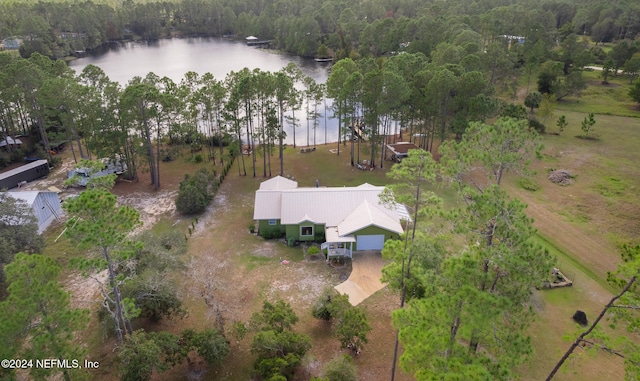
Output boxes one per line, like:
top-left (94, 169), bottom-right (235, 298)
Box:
top-left (334, 251), bottom-right (386, 306)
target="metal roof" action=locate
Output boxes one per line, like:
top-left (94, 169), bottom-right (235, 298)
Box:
top-left (0, 137), bottom-right (23, 147)
top-left (253, 178), bottom-right (408, 236)
top-left (253, 190), bottom-right (284, 219)
top-left (6, 191), bottom-right (63, 233)
top-left (337, 199), bottom-right (404, 236)
top-left (6, 191), bottom-right (40, 205)
top-left (0, 160), bottom-right (48, 181)
top-left (386, 142), bottom-right (420, 156)
top-left (259, 175), bottom-right (298, 190)
top-left (326, 227), bottom-right (356, 243)
top-left (279, 186), bottom-right (397, 226)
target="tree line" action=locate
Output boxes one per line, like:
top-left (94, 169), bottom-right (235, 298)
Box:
top-left (0, 53), bottom-right (327, 184)
top-left (1, 0), bottom-right (639, 61)
top-left (3, 21), bottom-right (640, 185)
top-left (4, 0), bottom-right (640, 180)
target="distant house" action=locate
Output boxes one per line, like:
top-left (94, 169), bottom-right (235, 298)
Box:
top-left (59, 32), bottom-right (85, 39)
top-left (0, 160), bottom-right (50, 190)
top-left (2, 38), bottom-right (21, 50)
top-left (253, 176), bottom-right (410, 257)
top-left (6, 191), bottom-right (63, 234)
top-left (386, 142), bottom-right (420, 162)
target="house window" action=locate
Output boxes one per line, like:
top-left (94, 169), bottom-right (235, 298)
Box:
top-left (300, 226), bottom-right (313, 236)
top-left (268, 219), bottom-right (277, 225)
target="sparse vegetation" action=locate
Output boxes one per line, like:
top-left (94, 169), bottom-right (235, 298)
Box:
top-left (580, 113), bottom-right (597, 139)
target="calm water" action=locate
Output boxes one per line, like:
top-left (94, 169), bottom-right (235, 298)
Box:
top-left (68, 37), bottom-right (337, 145)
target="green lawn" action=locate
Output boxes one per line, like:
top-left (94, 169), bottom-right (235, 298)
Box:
top-left (553, 70), bottom-right (639, 117)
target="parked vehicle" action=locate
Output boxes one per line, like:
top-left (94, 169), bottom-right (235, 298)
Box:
top-left (67, 157), bottom-right (127, 187)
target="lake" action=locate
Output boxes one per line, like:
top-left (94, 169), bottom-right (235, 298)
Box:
top-left (68, 37), bottom-right (337, 145)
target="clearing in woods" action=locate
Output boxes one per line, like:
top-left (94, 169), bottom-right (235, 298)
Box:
top-left (24, 109), bottom-right (640, 380)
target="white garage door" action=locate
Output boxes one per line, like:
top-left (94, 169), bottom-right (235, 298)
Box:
top-left (356, 235), bottom-right (385, 251)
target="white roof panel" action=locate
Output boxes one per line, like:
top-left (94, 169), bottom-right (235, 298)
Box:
top-left (259, 176), bottom-right (298, 190)
top-left (253, 191), bottom-right (283, 220)
top-left (6, 191), bottom-right (39, 205)
top-left (326, 227), bottom-right (356, 242)
top-left (337, 200), bottom-right (404, 236)
top-left (280, 186), bottom-right (397, 227)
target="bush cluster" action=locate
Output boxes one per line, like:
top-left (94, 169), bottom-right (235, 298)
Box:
top-left (175, 168), bottom-right (216, 214)
top-left (519, 178), bottom-right (541, 192)
top-left (311, 288), bottom-right (371, 354)
top-left (260, 230), bottom-right (284, 240)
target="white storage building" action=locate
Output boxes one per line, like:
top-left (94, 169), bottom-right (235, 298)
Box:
top-left (7, 191), bottom-right (63, 234)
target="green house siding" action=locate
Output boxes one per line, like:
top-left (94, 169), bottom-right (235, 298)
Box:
top-left (286, 223), bottom-right (325, 241)
top-left (352, 225), bottom-right (400, 251)
top-left (258, 219), bottom-right (286, 236)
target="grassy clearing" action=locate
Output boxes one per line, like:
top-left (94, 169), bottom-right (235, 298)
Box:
top-left (522, 110), bottom-right (640, 246)
top-left (553, 70), bottom-right (639, 117)
top-left (534, 234), bottom-right (613, 293)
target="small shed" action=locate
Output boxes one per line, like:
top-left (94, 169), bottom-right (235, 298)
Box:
top-left (0, 160), bottom-right (49, 190)
top-left (7, 191), bottom-right (63, 234)
top-left (386, 142), bottom-right (420, 162)
top-left (0, 137), bottom-right (23, 149)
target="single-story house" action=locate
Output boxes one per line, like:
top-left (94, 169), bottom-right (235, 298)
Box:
top-left (6, 191), bottom-right (63, 234)
top-left (253, 176), bottom-right (410, 257)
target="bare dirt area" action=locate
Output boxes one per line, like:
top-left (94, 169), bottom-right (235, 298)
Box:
top-left (117, 189), bottom-right (178, 231)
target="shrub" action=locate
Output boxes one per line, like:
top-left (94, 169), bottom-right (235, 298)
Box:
top-left (528, 118), bottom-right (546, 133)
top-left (307, 246), bottom-right (320, 255)
top-left (519, 178), bottom-right (541, 191)
top-left (334, 308), bottom-right (371, 354)
top-left (175, 168), bottom-right (214, 214)
top-left (322, 355), bottom-right (357, 381)
top-left (249, 224), bottom-right (255, 233)
top-left (261, 230), bottom-right (284, 240)
top-left (311, 289), bottom-right (350, 321)
top-left (249, 300), bottom-right (311, 380)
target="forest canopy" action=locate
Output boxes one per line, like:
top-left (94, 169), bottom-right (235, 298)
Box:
top-left (0, 0), bottom-right (638, 60)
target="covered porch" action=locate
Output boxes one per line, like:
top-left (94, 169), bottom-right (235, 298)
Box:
top-left (321, 227), bottom-right (355, 259)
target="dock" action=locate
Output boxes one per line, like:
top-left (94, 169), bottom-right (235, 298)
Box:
top-left (245, 36), bottom-right (272, 46)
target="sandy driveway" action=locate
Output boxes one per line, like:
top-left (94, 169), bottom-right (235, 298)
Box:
top-left (334, 251), bottom-right (387, 305)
